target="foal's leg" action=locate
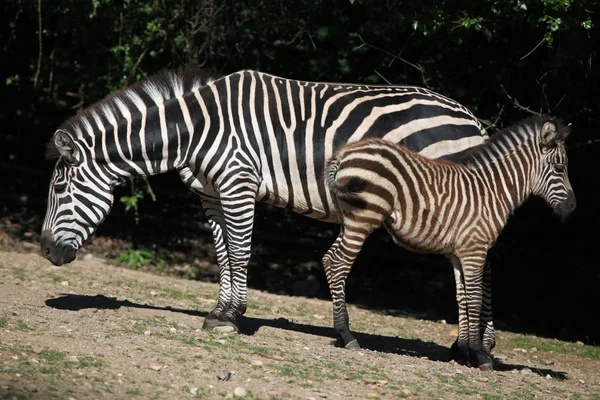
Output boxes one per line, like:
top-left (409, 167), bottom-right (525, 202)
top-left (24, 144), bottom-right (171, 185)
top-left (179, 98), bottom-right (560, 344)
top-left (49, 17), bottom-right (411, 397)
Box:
top-left (448, 255), bottom-right (469, 363)
top-left (459, 249), bottom-right (494, 370)
top-left (323, 212), bottom-right (379, 349)
top-left (480, 260), bottom-right (496, 354)
top-left (448, 258), bottom-right (495, 361)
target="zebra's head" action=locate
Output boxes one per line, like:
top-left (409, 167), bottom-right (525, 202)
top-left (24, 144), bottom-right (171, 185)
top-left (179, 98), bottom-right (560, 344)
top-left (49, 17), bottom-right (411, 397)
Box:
top-left (532, 119), bottom-right (576, 221)
top-left (41, 130), bottom-right (117, 265)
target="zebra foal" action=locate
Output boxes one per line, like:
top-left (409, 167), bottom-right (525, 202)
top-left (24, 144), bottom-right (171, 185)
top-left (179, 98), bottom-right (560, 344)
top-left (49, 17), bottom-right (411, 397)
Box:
top-left (323, 115), bottom-right (575, 370)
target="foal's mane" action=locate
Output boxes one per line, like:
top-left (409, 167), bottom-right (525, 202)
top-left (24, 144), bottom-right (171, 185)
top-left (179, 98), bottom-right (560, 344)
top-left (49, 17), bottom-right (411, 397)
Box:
top-left (46, 65), bottom-right (220, 160)
top-left (452, 115), bottom-right (569, 165)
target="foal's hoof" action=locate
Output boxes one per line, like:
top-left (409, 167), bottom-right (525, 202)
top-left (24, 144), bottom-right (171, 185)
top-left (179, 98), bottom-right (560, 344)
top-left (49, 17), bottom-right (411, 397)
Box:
top-left (202, 317), bottom-right (238, 333)
top-left (344, 339), bottom-right (361, 350)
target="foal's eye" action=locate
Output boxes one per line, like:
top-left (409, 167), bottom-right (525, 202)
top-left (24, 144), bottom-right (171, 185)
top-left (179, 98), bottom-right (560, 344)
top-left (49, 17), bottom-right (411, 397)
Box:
top-left (554, 164), bottom-right (565, 173)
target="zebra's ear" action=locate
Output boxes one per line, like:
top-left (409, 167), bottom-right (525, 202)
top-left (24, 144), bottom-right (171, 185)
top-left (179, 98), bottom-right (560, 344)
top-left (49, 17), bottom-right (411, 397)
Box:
top-left (54, 130), bottom-right (79, 164)
top-left (540, 120), bottom-right (559, 148)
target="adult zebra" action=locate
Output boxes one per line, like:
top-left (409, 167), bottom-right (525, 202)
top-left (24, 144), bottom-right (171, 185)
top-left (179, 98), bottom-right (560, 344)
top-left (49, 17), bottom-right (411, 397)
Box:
top-left (324, 115), bottom-right (576, 370)
top-left (40, 65), bottom-right (488, 335)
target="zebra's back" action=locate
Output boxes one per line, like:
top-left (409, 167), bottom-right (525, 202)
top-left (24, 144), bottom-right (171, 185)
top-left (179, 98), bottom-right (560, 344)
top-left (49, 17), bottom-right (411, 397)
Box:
top-left (210, 70), bottom-right (487, 221)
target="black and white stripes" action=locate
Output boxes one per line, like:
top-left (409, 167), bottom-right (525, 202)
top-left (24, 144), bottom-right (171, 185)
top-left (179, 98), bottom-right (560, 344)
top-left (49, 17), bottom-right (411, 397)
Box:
top-left (323, 115), bottom-right (575, 370)
top-left (41, 65), bottom-right (488, 331)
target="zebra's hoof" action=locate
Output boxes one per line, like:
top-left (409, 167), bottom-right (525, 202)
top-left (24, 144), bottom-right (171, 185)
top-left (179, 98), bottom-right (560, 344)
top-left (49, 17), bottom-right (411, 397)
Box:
top-left (202, 317), bottom-right (239, 333)
top-left (478, 362), bottom-right (494, 372)
top-left (344, 339), bottom-right (361, 350)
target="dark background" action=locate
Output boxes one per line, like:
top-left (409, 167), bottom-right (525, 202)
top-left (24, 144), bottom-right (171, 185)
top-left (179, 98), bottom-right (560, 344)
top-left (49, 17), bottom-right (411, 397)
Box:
top-left (1, 0), bottom-right (598, 344)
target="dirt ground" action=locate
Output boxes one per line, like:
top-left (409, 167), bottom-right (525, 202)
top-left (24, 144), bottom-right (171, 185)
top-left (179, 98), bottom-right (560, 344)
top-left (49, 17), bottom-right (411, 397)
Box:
top-left (1, 240), bottom-right (600, 400)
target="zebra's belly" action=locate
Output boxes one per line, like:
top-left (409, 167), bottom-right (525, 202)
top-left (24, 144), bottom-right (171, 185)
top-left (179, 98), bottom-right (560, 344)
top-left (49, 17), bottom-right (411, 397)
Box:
top-left (383, 211), bottom-right (454, 255)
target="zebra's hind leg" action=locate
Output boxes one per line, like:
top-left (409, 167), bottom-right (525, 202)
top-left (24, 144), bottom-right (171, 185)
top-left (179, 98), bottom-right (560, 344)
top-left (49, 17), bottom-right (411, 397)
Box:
top-left (449, 255), bottom-right (469, 364)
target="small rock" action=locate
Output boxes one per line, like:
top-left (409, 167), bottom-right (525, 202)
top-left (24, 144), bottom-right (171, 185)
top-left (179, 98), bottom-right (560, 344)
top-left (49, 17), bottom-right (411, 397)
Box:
top-left (440, 319), bottom-right (447, 324)
top-left (169, 327), bottom-right (177, 333)
top-left (366, 393), bottom-right (378, 399)
top-left (29, 359), bottom-right (38, 364)
top-left (313, 314), bottom-right (325, 320)
top-left (83, 254), bottom-right (93, 261)
top-left (233, 386), bottom-right (247, 397)
top-left (530, 347), bottom-right (537, 353)
top-left (68, 356), bottom-right (78, 362)
top-left (576, 341), bottom-right (584, 346)
top-left (520, 367), bottom-right (533, 375)
top-left (150, 290), bottom-right (159, 296)
top-left (513, 348), bottom-right (527, 353)
top-left (251, 360), bottom-right (263, 367)
top-left (213, 326), bottom-right (235, 333)
top-left (401, 389), bottom-right (411, 396)
top-left (545, 374), bottom-right (552, 380)
top-left (149, 364), bottom-right (162, 371)
top-left (303, 346), bottom-right (310, 351)
top-left (32, 346), bottom-right (43, 354)
top-left (61, 281), bottom-right (69, 286)
top-left (144, 330), bottom-right (152, 336)
top-left (190, 387), bottom-right (198, 395)
top-left (217, 371), bottom-right (231, 381)
top-left (579, 379), bottom-right (585, 384)
top-left (216, 339), bottom-right (227, 345)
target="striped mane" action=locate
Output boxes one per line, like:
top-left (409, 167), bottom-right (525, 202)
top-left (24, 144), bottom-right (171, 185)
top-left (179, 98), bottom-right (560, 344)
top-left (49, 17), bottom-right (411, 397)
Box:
top-left (46, 65), bottom-right (220, 160)
top-left (454, 115), bottom-right (569, 167)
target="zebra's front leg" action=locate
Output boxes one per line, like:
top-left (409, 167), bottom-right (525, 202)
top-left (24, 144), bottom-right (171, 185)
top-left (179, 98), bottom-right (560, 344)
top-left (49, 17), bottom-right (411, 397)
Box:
top-left (459, 250), bottom-right (494, 371)
top-left (200, 201), bottom-right (239, 332)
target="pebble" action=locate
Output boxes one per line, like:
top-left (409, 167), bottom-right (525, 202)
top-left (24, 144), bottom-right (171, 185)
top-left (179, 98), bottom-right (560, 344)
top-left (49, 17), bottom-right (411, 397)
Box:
top-left (169, 327), bottom-right (177, 333)
top-left (190, 387), bottom-right (198, 395)
top-left (233, 386), bottom-right (247, 397)
top-left (520, 367), bottom-right (533, 375)
top-left (150, 290), bottom-right (159, 296)
top-left (545, 374), bottom-right (552, 380)
top-left (149, 364), bottom-right (161, 371)
top-left (217, 371), bottom-right (231, 381)
top-left (251, 360), bottom-right (263, 367)
top-left (61, 281), bottom-right (69, 286)
top-left (144, 330), bottom-right (152, 336)
top-left (83, 254), bottom-right (93, 261)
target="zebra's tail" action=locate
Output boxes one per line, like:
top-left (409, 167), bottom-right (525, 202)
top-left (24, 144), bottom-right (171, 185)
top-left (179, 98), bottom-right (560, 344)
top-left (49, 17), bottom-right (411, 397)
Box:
top-left (325, 155), bottom-right (366, 196)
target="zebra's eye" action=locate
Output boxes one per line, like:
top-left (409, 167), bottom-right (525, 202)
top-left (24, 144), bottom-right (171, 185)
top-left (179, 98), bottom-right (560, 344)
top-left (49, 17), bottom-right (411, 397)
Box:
top-left (553, 163), bottom-right (565, 173)
top-left (54, 183), bottom-right (68, 194)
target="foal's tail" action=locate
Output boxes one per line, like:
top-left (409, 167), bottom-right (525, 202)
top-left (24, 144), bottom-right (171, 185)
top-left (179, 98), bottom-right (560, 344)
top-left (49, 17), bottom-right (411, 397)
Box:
top-left (325, 153), bottom-right (366, 197)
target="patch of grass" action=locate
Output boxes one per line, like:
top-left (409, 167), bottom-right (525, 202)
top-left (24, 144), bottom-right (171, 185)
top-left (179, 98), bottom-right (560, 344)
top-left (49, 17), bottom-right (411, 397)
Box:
top-left (40, 366), bottom-right (60, 374)
top-left (504, 334), bottom-right (600, 361)
top-left (0, 317), bottom-right (8, 328)
top-left (41, 349), bottom-right (65, 362)
top-left (126, 388), bottom-right (144, 396)
top-left (52, 274), bottom-right (63, 283)
top-left (16, 320), bottom-right (32, 331)
top-left (78, 356), bottom-right (104, 368)
top-left (11, 267), bottom-right (27, 281)
top-left (481, 394), bottom-right (505, 400)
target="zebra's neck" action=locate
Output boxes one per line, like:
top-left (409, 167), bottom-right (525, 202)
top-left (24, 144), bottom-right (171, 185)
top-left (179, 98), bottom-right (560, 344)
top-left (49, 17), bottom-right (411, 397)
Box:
top-left (467, 127), bottom-right (538, 219)
top-left (89, 90), bottom-right (201, 178)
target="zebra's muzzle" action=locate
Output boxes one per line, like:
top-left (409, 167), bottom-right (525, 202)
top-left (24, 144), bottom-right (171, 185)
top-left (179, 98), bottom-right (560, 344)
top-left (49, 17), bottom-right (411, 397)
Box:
top-left (40, 230), bottom-right (77, 266)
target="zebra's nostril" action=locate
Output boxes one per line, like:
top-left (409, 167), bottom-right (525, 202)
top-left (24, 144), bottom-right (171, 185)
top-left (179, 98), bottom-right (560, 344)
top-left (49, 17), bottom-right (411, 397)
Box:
top-left (43, 247), bottom-right (51, 257)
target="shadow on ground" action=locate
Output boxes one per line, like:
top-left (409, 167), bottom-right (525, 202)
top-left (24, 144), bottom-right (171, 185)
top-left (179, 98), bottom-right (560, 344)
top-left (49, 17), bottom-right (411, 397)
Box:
top-left (45, 294), bottom-right (567, 380)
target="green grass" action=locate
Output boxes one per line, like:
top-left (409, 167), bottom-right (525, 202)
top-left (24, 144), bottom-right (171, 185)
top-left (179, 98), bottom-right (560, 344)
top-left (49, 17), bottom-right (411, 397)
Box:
top-left (0, 317), bottom-right (8, 328)
top-left (77, 356), bottom-right (104, 368)
top-left (12, 267), bottom-right (27, 281)
top-left (16, 320), bottom-right (32, 331)
top-left (504, 334), bottom-right (600, 361)
top-left (126, 388), bottom-right (144, 396)
top-left (41, 349), bottom-right (65, 362)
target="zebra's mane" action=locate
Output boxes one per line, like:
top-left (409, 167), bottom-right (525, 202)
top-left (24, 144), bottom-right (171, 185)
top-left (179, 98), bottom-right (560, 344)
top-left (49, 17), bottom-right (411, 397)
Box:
top-left (454, 115), bottom-right (569, 167)
top-left (46, 65), bottom-right (220, 160)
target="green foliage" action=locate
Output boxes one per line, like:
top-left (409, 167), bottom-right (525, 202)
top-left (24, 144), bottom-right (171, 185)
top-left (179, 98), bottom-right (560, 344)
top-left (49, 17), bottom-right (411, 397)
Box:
top-left (120, 190), bottom-right (144, 212)
top-left (115, 246), bottom-right (166, 271)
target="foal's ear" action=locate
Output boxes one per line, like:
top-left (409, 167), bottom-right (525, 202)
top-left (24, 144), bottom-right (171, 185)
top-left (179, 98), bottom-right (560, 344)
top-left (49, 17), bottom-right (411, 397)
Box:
top-left (53, 130), bottom-right (80, 164)
top-left (540, 120), bottom-right (560, 147)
